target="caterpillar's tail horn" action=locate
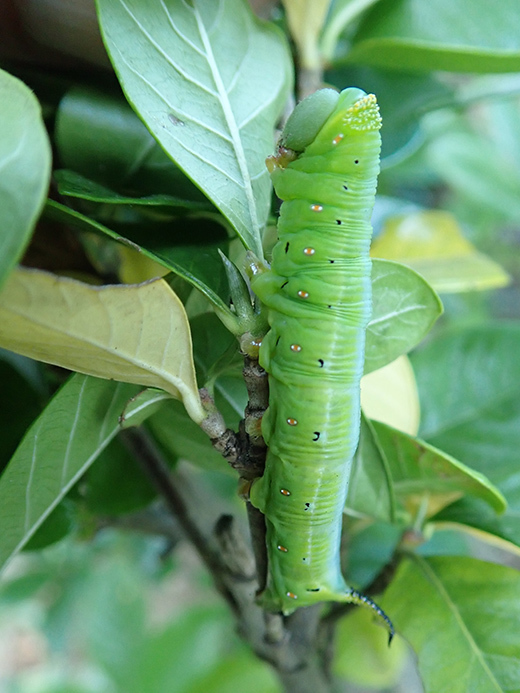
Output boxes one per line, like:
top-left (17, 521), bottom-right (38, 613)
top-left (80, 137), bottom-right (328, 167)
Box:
top-left (348, 590), bottom-right (395, 645)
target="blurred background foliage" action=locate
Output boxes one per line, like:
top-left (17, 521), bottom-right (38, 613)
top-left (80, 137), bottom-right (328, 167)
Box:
top-left (1, 0), bottom-right (520, 691)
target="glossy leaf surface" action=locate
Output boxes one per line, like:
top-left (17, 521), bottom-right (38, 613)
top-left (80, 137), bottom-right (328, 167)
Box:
top-left (0, 267), bottom-right (204, 423)
top-left (96, 0), bottom-right (292, 256)
top-left (0, 70), bottom-right (51, 288)
top-left (0, 375), bottom-right (140, 572)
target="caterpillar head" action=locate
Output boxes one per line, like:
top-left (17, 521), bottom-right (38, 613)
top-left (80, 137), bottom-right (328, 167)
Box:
top-left (340, 91), bottom-right (382, 133)
top-left (280, 88), bottom-right (340, 152)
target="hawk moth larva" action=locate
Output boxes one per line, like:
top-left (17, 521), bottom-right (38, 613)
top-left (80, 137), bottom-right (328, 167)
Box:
top-left (248, 88), bottom-right (392, 636)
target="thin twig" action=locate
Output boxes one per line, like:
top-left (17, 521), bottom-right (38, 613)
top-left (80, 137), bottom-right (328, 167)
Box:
top-left (98, 503), bottom-right (182, 543)
top-left (120, 427), bottom-right (239, 614)
top-left (120, 426), bottom-right (337, 692)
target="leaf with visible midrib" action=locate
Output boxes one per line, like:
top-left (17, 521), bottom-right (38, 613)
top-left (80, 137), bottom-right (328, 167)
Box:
top-left (0, 375), bottom-right (141, 572)
top-left (0, 267), bottom-right (204, 424)
top-left (96, 0), bottom-right (292, 257)
top-left (372, 421), bottom-right (506, 518)
top-left (365, 259), bottom-right (443, 374)
top-left (383, 556), bottom-right (520, 693)
top-left (0, 69), bottom-right (51, 288)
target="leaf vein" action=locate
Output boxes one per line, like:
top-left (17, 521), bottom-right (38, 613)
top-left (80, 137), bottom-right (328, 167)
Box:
top-left (61, 377), bottom-right (87, 486)
top-left (118, 0), bottom-right (218, 97)
top-left (159, 0), bottom-right (205, 57)
top-left (192, 3), bottom-right (260, 241)
top-left (417, 556), bottom-right (504, 691)
top-left (24, 426), bottom-right (40, 534)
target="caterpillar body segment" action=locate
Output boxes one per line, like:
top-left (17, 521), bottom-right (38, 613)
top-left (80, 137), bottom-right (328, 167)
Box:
top-left (249, 89), bottom-right (386, 625)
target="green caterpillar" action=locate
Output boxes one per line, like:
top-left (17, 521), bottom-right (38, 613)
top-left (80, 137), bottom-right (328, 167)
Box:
top-left (249, 88), bottom-right (391, 634)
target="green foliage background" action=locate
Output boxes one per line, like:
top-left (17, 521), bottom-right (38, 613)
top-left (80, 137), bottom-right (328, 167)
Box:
top-left (1, 0), bottom-right (520, 691)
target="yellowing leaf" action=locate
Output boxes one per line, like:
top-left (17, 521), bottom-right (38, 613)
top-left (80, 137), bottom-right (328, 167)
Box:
top-left (361, 355), bottom-right (420, 435)
top-left (117, 245), bottom-right (169, 284)
top-left (334, 604), bottom-right (407, 687)
top-left (373, 422), bottom-right (506, 518)
top-left (371, 210), bottom-right (510, 293)
top-left (0, 267), bottom-right (205, 423)
top-left (282, 0), bottom-right (331, 69)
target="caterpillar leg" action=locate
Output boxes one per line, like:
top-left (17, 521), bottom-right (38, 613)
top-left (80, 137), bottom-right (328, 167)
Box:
top-left (342, 590), bottom-right (395, 645)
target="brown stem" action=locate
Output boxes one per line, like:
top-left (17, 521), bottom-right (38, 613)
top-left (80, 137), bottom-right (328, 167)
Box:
top-left (241, 354), bottom-right (269, 478)
top-left (121, 427), bottom-right (340, 693)
top-left (297, 66), bottom-right (325, 100)
top-left (246, 501), bottom-right (268, 593)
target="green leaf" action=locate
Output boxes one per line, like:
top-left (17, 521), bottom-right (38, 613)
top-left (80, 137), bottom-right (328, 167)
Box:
top-left (348, 0), bottom-right (520, 73)
top-left (427, 522), bottom-right (520, 564)
top-left (321, 0), bottom-right (382, 63)
top-left (55, 169), bottom-right (210, 212)
top-left (45, 200), bottom-right (232, 316)
top-left (0, 375), bottom-right (140, 572)
top-left (346, 521), bottom-right (402, 588)
top-left (96, 0), bottom-right (292, 256)
top-left (372, 210), bottom-right (511, 293)
top-left (82, 437), bottom-right (167, 515)
top-left (55, 85), bottom-right (205, 200)
top-left (412, 323), bottom-right (520, 546)
top-left (382, 556), bottom-right (520, 693)
top-left (365, 259), bottom-right (443, 374)
top-left (346, 415), bottom-right (394, 523)
top-left (24, 500), bottom-right (76, 551)
top-left (190, 313), bottom-right (237, 385)
top-left (372, 421), bottom-right (506, 522)
top-left (433, 498), bottom-right (520, 550)
top-left (0, 267), bottom-right (205, 423)
top-left (0, 69), bottom-right (52, 288)
top-left (0, 570), bottom-right (50, 603)
top-left (214, 372), bottom-right (248, 424)
top-left (73, 550), bottom-right (147, 686)
top-left (190, 312), bottom-right (246, 422)
top-left (413, 325), bottom-right (520, 485)
top-left (0, 358), bottom-right (43, 473)
top-left (120, 388), bottom-right (173, 428)
top-left (146, 316), bottom-right (244, 473)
